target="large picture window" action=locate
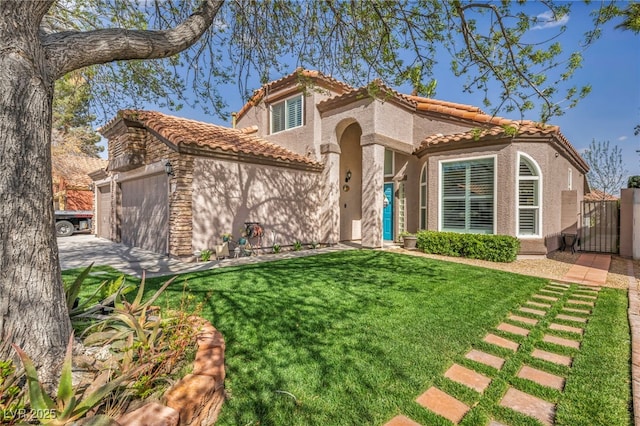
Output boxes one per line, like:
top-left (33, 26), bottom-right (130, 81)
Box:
top-left (270, 94), bottom-right (303, 133)
top-left (517, 154), bottom-right (541, 237)
top-left (440, 157), bottom-right (495, 234)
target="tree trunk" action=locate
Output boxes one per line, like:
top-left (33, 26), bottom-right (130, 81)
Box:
top-left (0, 6), bottom-right (71, 387)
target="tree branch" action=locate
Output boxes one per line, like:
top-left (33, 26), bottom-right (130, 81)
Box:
top-left (42, 0), bottom-right (224, 80)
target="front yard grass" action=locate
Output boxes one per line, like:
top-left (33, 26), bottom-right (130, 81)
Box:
top-left (63, 250), bottom-right (631, 425)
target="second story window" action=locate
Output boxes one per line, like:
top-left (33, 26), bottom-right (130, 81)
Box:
top-left (271, 94), bottom-right (303, 133)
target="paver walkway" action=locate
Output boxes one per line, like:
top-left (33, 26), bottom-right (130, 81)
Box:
top-left (561, 253), bottom-right (611, 286)
top-left (383, 281), bottom-right (601, 425)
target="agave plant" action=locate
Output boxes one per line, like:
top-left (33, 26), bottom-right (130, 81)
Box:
top-left (12, 334), bottom-right (126, 425)
top-left (82, 273), bottom-right (177, 349)
top-left (0, 336), bottom-right (26, 425)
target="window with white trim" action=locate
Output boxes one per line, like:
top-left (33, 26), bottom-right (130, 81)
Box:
top-left (419, 164), bottom-right (427, 229)
top-left (270, 94), bottom-right (303, 133)
top-left (518, 154), bottom-right (541, 236)
top-left (398, 182), bottom-right (406, 238)
top-left (441, 158), bottom-right (494, 234)
top-left (384, 149), bottom-right (394, 176)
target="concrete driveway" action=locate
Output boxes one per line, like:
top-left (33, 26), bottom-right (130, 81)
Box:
top-left (57, 234), bottom-right (213, 278)
top-left (58, 234), bottom-right (353, 278)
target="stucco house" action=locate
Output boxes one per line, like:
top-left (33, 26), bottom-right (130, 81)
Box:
top-left (93, 69), bottom-right (588, 259)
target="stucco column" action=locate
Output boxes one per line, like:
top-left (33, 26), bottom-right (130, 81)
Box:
top-left (361, 138), bottom-right (384, 248)
top-left (620, 188), bottom-right (640, 260)
top-left (321, 143), bottom-right (341, 245)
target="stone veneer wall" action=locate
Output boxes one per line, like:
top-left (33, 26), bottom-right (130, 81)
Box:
top-left (145, 134), bottom-right (195, 259)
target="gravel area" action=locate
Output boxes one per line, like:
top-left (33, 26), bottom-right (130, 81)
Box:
top-left (389, 247), bottom-right (636, 290)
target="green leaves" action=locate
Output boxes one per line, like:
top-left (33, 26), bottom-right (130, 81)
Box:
top-left (12, 334), bottom-right (127, 425)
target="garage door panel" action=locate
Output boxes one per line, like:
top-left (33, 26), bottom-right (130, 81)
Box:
top-left (121, 174), bottom-right (168, 254)
top-left (97, 186), bottom-right (111, 239)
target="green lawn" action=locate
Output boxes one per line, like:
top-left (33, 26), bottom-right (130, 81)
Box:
top-left (63, 250), bottom-right (631, 426)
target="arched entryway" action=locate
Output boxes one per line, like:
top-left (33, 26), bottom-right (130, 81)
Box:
top-left (339, 122), bottom-right (362, 241)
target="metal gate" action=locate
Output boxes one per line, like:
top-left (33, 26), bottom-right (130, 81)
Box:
top-left (579, 200), bottom-right (619, 253)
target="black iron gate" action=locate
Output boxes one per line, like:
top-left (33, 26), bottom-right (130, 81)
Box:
top-left (579, 200), bottom-right (620, 253)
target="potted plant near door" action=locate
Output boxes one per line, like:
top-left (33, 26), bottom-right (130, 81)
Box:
top-left (400, 232), bottom-right (417, 250)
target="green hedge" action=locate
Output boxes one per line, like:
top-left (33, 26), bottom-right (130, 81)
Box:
top-left (415, 231), bottom-right (520, 263)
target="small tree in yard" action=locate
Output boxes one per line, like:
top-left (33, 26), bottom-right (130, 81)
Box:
top-left (0, 0), bottom-right (629, 388)
top-left (583, 140), bottom-right (627, 199)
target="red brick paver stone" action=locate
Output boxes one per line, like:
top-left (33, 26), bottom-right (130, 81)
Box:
top-left (543, 334), bottom-right (580, 349)
top-left (547, 284), bottom-right (568, 290)
top-left (517, 365), bottom-right (565, 390)
top-left (550, 323), bottom-right (584, 335)
top-left (383, 415), bottom-right (422, 426)
top-left (556, 314), bottom-right (588, 323)
top-left (563, 307), bottom-right (590, 315)
top-left (509, 314), bottom-right (538, 325)
top-left (498, 322), bottom-right (530, 336)
top-left (540, 289), bottom-right (564, 296)
top-left (416, 387), bottom-right (469, 424)
top-left (527, 301), bottom-right (551, 309)
top-left (444, 364), bottom-right (492, 393)
top-left (572, 292), bottom-right (598, 299)
top-left (531, 349), bottom-right (572, 366)
top-left (484, 333), bottom-right (519, 351)
top-left (534, 294), bottom-right (559, 301)
top-left (465, 349), bottom-right (505, 370)
top-left (499, 387), bottom-right (555, 425)
top-left (567, 299), bottom-right (595, 307)
top-left (519, 307), bottom-right (546, 316)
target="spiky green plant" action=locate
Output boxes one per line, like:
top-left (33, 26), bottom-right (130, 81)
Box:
top-left (12, 334), bottom-right (126, 425)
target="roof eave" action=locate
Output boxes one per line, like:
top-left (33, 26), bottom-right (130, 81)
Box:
top-left (178, 144), bottom-right (323, 172)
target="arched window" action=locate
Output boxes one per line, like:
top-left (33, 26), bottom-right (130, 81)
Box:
top-left (517, 153), bottom-right (542, 237)
top-left (420, 163), bottom-right (427, 229)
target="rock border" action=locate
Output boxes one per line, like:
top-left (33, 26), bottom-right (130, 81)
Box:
top-left (117, 317), bottom-right (226, 426)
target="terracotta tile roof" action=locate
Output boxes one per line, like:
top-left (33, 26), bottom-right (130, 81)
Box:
top-left (236, 68), bottom-right (354, 120)
top-left (584, 190), bottom-right (619, 202)
top-left (52, 154), bottom-right (108, 188)
top-left (117, 110), bottom-right (321, 169)
top-left (317, 79), bottom-right (415, 113)
top-left (414, 122), bottom-right (589, 172)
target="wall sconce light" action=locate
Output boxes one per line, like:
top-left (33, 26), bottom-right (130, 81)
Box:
top-left (345, 169), bottom-right (352, 183)
top-left (383, 193), bottom-right (390, 208)
top-left (555, 152), bottom-right (559, 158)
top-left (165, 160), bottom-right (175, 176)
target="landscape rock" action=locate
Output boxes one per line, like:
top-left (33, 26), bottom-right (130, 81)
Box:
top-left (163, 373), bottom-right (225, 426)
top-left (117, 402), bottom-right (179, 426)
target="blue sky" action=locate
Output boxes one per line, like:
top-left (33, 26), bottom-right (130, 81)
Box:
top-left (122, 2), bottom-right (640, 179)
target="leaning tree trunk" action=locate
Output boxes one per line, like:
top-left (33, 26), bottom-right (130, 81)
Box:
top-left (0, 5), bottom-right (71, 387)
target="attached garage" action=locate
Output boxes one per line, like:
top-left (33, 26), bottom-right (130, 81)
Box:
top-left (96, 185), bottom-right (111, 239)
top-left (120, 173), bottom-right (169, 254)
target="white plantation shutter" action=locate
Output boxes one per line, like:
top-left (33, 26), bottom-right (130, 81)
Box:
top-left (286, 95), bottom-right (302, 129)
top-left (441, 158), bottom-right (494, 233)
top-left (271, 94), bottom-right (303, 133)
top-left (518, 156), bottom-right (540, 236)
top-left (271, 102), bottom-right (285, 133)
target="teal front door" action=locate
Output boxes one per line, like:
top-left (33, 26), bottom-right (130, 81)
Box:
top-left (383, 183), bottom-right (394, 241)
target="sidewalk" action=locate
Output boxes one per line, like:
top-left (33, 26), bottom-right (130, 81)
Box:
top-left (561, 253), bottom-right (611, 286)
